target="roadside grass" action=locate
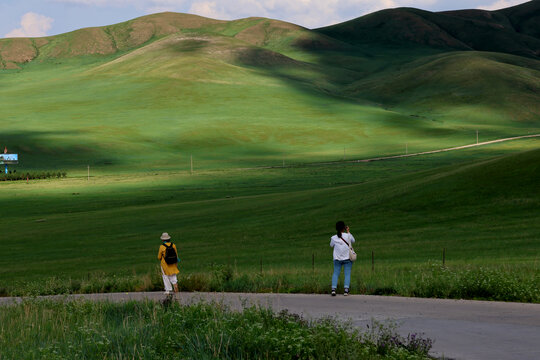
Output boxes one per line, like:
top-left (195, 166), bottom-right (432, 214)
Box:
top-left (0, 299), bottom-right (433, 359)
top-left (5, 262), bottom-right (538, 303)
top-left (0, 141), bottom-right (538, 302)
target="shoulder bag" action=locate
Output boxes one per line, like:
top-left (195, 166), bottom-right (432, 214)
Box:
top-left (340, 236), bottom-right (357, 262)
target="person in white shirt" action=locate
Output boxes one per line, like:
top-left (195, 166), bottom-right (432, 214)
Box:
top-left (330, 221), bottom-right (355, 296)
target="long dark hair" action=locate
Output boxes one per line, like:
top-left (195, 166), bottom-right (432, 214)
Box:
top-left (336, 221), bottom-right (346, 239)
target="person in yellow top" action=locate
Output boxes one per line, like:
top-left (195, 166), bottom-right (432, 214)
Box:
top-left (157, 232), bottom-right (180, 294)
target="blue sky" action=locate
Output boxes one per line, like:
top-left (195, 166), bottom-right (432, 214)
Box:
top-left (1, 0), bottom-right (530, 38)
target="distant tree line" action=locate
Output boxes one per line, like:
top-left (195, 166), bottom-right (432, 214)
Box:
top-left (0, 170), bottom-right (67, 181)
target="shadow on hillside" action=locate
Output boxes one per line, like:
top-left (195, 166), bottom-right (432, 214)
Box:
top-left (228, 41), bottom-right (449, 111)
top-left (0, 131), bottom-right (118, 171)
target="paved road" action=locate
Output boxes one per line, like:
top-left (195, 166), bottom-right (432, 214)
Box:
top-left (2, 292), bottom-right (539, 360)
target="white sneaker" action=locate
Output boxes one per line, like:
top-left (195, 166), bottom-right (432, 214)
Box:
top-left (164, 291), bottom-right (171, 295)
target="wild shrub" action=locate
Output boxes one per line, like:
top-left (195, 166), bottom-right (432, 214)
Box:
top-left (363, 320), bottom-right (433, 357)
top-left (413, 264), bottom-right (540, 302)
top-left (0, 300), bottom-right (432, 359)
top-left (0, 171), bottom-right (67, 181)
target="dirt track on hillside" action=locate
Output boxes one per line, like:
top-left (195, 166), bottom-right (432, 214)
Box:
top-left (248, 133), bottom-right (540, 170)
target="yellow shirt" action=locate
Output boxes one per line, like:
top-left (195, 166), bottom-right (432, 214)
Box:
top-left (157, 242), bottom-right (179, 276)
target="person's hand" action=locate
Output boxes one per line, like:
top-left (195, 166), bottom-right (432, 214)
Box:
top-left (345, 226), bottom-right (350, 233)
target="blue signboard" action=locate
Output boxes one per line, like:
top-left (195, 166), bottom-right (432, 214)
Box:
top-left (0, 154), bottom-right (18, 164)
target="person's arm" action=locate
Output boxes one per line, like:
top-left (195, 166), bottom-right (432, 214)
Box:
top-left (348, 233), bottom-right (356, 244)
top-left (157, 245), bottom-right (163, 261)
top-left (330, 237), bottom-right (335, 247)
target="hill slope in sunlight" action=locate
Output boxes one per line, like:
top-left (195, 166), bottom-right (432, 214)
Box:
top-left (0, 3), bottom-right (538, 171)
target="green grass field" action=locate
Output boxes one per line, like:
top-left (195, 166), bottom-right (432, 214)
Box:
top-left (0, 11), bottom-right (539, 300)
top-left (1, 139), bottom-right (538, 300)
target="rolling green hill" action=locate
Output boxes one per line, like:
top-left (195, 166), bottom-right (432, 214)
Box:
top-left (344, 51), bottom-right (540, 124)
top-left (0, 13), bottom-right (339, 70)
top-left (0, 3), bottom-right (539, 171)
top-left (317, 1), bottom-right (540, 58)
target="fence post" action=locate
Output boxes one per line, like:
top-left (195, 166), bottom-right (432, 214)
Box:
top-left (443, 248), bottom-right (446, 267)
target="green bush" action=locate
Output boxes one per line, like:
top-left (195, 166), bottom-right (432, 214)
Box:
top-left (412, 264), bottom-right (540, 302)
top-left (0, 171), bottom-right (68, 181)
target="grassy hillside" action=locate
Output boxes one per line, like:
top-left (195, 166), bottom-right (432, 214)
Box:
top-left (0, 13), bottom-right (223, 69)
top-left (317, 1), bottom-right (540, 58)
top-left (0, 8), bottom-right (538, 172)
top-left (345, 51), bottom-right (540, 124)
top-left (0, 13), bottom-right (337, 70)
top-left (0, 141), bottom-right (538, 289)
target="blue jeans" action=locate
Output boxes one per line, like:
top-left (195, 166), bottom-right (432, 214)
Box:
top-left (332, 259), bottom-right (352, 289)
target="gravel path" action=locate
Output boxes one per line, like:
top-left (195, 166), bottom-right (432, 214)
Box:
top-left (2, 292), bottom-right (539, 360)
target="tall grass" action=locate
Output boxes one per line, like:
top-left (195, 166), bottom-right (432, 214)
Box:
top-left (4, 263), bottom-right (538, 303)
top-left (0, 300), bottom-right (432, 359)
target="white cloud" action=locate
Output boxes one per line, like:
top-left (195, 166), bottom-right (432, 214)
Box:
top-left (188, 1), bottom-right (231, 19)
top-left (477, 0), bottom-right (525, 10)
top-left (54, 0), bottom-right (133, 5)
top-left (55, 0), bottom-right (186, 8)
top-left (146, 6), bottom-right (177, 13)
top-left (54, 0), bottom-right (187, 14)
top-left (51, 0), bottom-right (445, 28)
top-left (5, 12), bottom-right (54, 38)
top-left (183, 0), bottom-right (438, 28)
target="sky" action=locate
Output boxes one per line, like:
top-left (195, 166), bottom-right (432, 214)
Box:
top-left (0, 0), bottom-right (530, 38)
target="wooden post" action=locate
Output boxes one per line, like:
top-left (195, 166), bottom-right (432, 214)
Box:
top-left (443, 248), bottom-right (446, 267)
top-left (371, 251), bottom-right (374, 272)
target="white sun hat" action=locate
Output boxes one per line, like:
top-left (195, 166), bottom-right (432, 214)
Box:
top-left (160, 232), bottom-right (171, 240)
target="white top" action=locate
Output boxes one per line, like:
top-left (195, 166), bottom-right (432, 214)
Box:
top-left (330, 232), bottom-right (356, 261)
